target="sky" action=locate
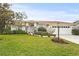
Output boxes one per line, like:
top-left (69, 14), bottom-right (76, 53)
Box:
top-left (11, 3), bottom-right (79, 22)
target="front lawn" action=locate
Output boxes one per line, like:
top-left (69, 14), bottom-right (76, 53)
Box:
top-left (0, 34), bottom-right (79, 56)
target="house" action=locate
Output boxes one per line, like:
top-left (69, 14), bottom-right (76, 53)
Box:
top-left (10, 20), bottom-right (73, 35)
top-left (73, 20), bottom-right (79, 30)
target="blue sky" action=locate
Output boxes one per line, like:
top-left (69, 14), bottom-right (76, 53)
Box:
top-left (11, 3), bottom-right (79, 22)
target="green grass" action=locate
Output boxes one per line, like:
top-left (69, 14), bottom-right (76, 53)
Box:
top-left (0, 34), bottom-right (79, 56)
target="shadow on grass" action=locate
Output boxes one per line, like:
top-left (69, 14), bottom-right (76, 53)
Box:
top-left (0, 38), bottom-right (3, 40)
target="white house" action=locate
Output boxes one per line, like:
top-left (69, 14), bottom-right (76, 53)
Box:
top-left (10, 20), bottom-right (73, 35)
top-left (73, 20), bottom-right (79, 30)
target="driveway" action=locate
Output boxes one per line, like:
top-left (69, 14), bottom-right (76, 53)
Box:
top-left (60, 35), bottom-right (79, 44)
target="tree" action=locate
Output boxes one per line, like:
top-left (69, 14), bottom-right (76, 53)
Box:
top-left (14, 12), bottom-right (27, 28)
top-left (0, 3), bottom-right (14, 34)
top-left (14, 12), bottom-right (27, 20)
top-left (0, 3), bottom-right (27, 34)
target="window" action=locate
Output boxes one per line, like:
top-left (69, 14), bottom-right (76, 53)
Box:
top-left (68, 26), bottom-right (70, 28)
top-left (52, 26), bottom-right (56, 28)
top-left (61, 26), bottom-right (63, 28)
top-left (64, 26), bottom-right (65, 28)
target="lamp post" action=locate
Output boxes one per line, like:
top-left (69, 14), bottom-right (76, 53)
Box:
top-left (57, 22), bottom-right (59, 40)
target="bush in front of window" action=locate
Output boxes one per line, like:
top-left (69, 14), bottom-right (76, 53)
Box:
top-left (11, 29), bottom-right (27, 34)
top-left (38, 27), bottom-right (47, 32)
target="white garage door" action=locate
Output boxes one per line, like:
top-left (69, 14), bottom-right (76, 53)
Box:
top-left (53, 27), bottom-right (72, 35)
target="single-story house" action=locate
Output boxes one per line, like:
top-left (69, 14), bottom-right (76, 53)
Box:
top-left (10, 20), bottom-right (74, 35)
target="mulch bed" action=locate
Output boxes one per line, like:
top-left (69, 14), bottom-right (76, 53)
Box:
top-left (51, 37), bottom-right (69, 44)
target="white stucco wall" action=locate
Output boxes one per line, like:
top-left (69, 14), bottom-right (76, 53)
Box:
top-left (21, 26), bottom-right (26, 31)
top-left (27, 26), bottom-right (35, 33)
top-left (11, 26), bottom-right (18, 30)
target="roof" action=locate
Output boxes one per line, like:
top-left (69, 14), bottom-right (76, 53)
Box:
top-left (12, 20), bottom-right (73, 26)
top-left (37, 21), bottom-right (72, 24)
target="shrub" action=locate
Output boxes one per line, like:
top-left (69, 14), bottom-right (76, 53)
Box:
top-left (2, 26), bottom-right (11, 34)
top-left (35, 27), bottom-right (56, 37)
top-left (11, 29), bottom-right (27, 34)
top-left (35, 31), bottom-right (48, 35)
top-left (38, 27), bottom-right (47, 32)
top-left (34, 31), bottom-right (41, 35)
top-left (35, 31), bottom-right (56, 37)
top-left (41, 32), bottom-right (49, 36)
top-left (72, 29), bottom-right (79, 35)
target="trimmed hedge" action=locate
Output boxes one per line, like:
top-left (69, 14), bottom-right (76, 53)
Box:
top-left (72, 29), bottom-right (79, 35)
top-left (38, 27), bottom-right (47, 32)
top-left (11, 29), bottom-right (27, 34)
top-left (35, 27), bottom-right (56, 37)
top-left (35, 31), bottom-right (56, 37)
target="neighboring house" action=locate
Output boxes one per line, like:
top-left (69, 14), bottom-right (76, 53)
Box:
top-left (73, 20), bottom-right (79, 30)
top-left (10, 20), bottom-right (73, 35)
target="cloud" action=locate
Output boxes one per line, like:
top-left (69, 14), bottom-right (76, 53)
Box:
top-left (11, 4), bottom-right (79, 22)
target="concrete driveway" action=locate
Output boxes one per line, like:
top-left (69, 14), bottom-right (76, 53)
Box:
top-left (60, 35), bottom-right (79, 44)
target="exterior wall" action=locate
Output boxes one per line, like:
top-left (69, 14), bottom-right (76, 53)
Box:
top-left (11, 25), bottom-right (18, 30)
top-left (72, 26), bottom-right (79, 30)
top-left (27, 26), bottom-right (35, 34)
top-left (21, 26), bottom-right (26, 31)
top-left (11, 25), bottom-right (26, 31)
